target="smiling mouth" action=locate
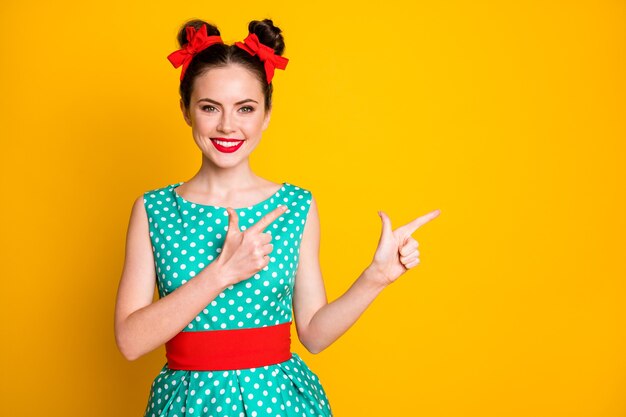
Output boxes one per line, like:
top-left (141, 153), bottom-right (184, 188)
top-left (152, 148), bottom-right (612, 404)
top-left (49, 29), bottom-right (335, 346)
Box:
top-left (210, 138), bottom-right (245, 153)
top-left (211, 138), bottom-right (243, 146)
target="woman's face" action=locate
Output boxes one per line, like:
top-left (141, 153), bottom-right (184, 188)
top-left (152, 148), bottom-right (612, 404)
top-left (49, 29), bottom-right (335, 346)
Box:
top-left (181, 64), bottom-right (270, 167)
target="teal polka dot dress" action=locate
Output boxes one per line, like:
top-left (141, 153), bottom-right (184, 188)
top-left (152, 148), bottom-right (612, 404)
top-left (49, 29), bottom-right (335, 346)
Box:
top-left (141, 181), bottom-right (333, 417)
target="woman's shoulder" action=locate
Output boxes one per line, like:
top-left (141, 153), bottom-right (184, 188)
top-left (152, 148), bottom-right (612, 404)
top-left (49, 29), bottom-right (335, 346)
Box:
top-left (140, 182), bottom-right (181, 211)
top-left (283, 181), bottom-right (314, 198)
top-left (282, 182), bottom-right (315, 222)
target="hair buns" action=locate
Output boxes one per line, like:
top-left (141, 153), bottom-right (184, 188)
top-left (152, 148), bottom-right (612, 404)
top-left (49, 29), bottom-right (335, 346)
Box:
top-left (177, 19), bottom-right (221, 48)
top-left (248, 19), bottom-right (285, 56)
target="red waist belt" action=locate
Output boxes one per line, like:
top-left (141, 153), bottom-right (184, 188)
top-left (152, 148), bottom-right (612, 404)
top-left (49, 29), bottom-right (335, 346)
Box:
top-left (165, 321), bottom-right (292, 371)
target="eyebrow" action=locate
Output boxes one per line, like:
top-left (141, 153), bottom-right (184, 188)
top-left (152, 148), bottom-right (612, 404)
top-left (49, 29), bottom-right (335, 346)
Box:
top-left (196, 98), bottom-right (259, 105)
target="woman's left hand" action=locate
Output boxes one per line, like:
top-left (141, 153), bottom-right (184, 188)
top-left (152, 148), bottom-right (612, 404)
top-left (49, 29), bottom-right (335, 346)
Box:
top-left (370, 209), bottom-right (441, 286)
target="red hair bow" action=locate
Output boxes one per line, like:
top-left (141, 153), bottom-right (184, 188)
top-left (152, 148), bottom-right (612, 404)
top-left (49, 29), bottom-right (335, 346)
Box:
top-left (167, 25), bottom-right (223, 81)
top-left (234, 33), bottom-right (289, 84)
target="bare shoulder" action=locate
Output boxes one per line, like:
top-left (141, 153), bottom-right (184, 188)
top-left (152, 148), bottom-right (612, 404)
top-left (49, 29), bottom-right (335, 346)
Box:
top-left (131, 194), bottom-right (147, 218)
top-left (300, 192), bottom-right (320, 249)
top-left (126, 193), bottom-right (154, 273)
top-left (114, 193), bottom-right (156, 329)
top-left (131, 194), bottom-right (148, 221)
top-left (126, 194), bottom-right (151, 237)
top-left (308, 193), bottom-right (319, 221)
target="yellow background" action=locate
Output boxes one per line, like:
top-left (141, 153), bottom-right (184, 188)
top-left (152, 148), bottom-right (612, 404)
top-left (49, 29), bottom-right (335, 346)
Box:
top-left (0, 0), bottom-right (624, 416)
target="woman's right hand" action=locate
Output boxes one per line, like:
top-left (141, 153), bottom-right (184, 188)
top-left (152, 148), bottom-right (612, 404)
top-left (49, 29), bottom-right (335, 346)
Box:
top-left (213, 205), bottom-right (288, 286)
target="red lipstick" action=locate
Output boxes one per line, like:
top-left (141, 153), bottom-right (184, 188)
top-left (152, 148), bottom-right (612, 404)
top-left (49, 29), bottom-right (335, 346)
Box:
top-left (210, 137), bottom-right (244, 153)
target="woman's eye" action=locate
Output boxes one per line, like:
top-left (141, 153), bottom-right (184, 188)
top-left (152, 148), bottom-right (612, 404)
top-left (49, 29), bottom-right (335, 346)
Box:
top-left (201, 105), bottom-right (217, 112)
top-left (240, 106), bottom-right (254, 113)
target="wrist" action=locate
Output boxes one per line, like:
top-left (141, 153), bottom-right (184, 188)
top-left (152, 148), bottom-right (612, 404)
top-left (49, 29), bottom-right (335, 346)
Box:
top-left (363, 263), bottom-right (391, 290)
top-left (201, 261), bottom-right (233, 291)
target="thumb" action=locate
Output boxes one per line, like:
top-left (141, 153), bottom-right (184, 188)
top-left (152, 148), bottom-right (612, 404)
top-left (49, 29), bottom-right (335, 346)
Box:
top-left (225, 207), bottom-right (240, 235)
top-left (378, 210), bottom-right (393, 242)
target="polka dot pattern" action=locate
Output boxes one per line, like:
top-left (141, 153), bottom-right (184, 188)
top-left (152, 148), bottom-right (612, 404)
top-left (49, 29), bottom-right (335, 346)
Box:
top-left (144, 353), bottom-right (331, 417)
top-left (141, 182), bottom-right (332, 416)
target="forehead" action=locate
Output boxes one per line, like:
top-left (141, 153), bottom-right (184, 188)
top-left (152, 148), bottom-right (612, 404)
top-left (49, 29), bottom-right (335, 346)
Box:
top-left (191, 64), bottom-right (264, 102)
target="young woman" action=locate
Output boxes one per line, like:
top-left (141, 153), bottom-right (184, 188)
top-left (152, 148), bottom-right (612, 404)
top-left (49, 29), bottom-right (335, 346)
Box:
top-left (114, 18), bottom-right (440, 417)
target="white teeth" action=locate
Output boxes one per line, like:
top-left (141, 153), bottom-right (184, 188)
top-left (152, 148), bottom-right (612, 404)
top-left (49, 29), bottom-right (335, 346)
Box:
top-left (215, 140), bottom-right (241, 147)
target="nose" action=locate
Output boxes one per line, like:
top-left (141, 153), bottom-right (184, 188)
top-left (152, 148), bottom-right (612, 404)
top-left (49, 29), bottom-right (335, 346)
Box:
top-left (217, 112), bottom-right (235, 133)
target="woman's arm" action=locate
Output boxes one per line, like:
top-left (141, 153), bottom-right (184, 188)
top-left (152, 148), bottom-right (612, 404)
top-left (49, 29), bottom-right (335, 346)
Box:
top-left (292, 196), bottom-right (388, 354)
top-left (113, 196), bottom-right (230, 361)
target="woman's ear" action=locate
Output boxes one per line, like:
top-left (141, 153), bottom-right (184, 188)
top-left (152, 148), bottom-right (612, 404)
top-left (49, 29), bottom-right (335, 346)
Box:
top-left (180, 99), bottom-right (192, 127)
top-left (262, 108), bottom-right (271, 131)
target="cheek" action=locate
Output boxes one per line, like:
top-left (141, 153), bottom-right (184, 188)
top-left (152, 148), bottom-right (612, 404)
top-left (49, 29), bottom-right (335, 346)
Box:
top-left (243, 116), bottom-right (267, 133)
top-left (193, 114), bottom-right (216, 130)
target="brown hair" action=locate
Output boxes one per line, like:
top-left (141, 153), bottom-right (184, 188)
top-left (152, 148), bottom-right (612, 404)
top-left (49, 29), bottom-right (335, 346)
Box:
top-left (175, 18), bottom-right (286, 112)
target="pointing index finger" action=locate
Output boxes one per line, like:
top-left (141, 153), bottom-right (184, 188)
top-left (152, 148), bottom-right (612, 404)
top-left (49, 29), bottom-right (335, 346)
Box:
top-left (248, 205), bottom-right (288, 234)
top-left (400, 209), bottom-right (441, 235)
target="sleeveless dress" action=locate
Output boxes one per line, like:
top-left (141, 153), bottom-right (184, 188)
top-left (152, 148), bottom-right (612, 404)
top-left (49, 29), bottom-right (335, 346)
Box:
top-left (141, 181), bottom-right (333, 417)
